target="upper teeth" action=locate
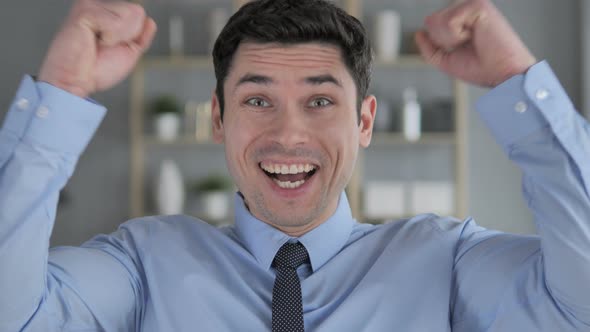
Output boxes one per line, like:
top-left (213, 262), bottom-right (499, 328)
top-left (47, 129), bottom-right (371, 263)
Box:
top-left (260, 162), bottom-right (316, 174)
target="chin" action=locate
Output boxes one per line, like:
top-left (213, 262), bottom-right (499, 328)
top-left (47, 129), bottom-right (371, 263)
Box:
top-left (266, 199), bottom-right (327, 227)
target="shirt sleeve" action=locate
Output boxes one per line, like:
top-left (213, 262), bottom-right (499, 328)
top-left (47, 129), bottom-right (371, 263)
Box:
top-left (0, 76), bottom-right (142, 331)
top-left (451, 61), bottom-right (590, 331)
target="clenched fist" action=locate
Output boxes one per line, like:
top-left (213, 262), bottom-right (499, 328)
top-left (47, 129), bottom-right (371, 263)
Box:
top-left (38, 0), bottom-right (157, 98)
top-left (416, 0), bottom-right (537, 87)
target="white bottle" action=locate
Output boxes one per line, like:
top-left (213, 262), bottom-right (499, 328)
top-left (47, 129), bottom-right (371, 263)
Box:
top-left (156, 159), bottom-right (185, 215)
top-left (402, 87), bottom-right (421, 142)
top-left (169, 16), bottom-right (184, 56)
top-left (374, 10), bottom-right (401, 61)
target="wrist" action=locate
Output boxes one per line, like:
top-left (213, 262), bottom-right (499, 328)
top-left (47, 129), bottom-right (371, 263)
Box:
top-left (37, 75), bottom-right (90, 98)
top-left (493, 55), bottom-right (537, 87)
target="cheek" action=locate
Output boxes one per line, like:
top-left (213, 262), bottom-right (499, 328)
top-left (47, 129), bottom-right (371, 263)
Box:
top-left (320, 115), bottom-right (359, 148)
top-left (316, 118), bottom-right (359, 175)
top-left (223, 138), bottom-right (252, 194)
top-left (223, 117), bottom-right (258, 175)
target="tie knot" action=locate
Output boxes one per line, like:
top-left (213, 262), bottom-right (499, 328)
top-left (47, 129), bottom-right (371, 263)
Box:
top-left (273, 242), bottom-right (309, 269)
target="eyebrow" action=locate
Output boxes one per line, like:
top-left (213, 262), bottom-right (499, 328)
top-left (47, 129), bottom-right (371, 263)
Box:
top-left (303, 74), bottom-right (342, 87)
top-left (236, 74), bottom-right (274, 87)
top-left (234, 73), bottom-right (342, 91)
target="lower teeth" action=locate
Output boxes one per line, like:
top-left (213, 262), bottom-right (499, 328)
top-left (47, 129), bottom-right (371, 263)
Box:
top-left (274, 179), bottom-right (305, 189)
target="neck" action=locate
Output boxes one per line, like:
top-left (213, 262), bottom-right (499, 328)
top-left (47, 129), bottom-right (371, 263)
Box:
top-left (269, 218), bottom-right (326, 237)
top-left (239, 192), bottom-right (339, 238)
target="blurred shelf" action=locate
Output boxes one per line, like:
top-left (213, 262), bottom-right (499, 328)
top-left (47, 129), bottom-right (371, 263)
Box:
top-left (143, 132), bottom-right (454, 147)
top-left (361, 212), bottom-right (456, 224)
top-left (140, 56), bottom-right (214, 69)
top-left (371, 132), bottom-right (454, 146)
top-left (145, 135), bottom-right (221, 147)
top-left (374, 55), bottom-right (429, 68)
top-left (362, 217), bottom-right (410, 225)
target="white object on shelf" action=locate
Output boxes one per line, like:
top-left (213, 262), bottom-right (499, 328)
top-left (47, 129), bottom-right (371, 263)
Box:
top-left (156, 160), bottom-right (185, 215)
top-left (155, 113), bottom-right (181, 141)
top-left (195, 102), bottom-right (212, 142)
top-left (374, 95), bottom-right (392, 132)
top-left (374, 10), bottom-right (401, 61)
top-left (364, 181), bottom-right (405, 219)
top-left (169, 16), bottom-right (184, 56)
top-left (184, 101), bottom-right (198, 137)
top-left (402, 87), bottom-right (421, 142)
top-left (410, 181), bottom-right (454, 216)
top-left (209, 8), bottom-right (229, 53)
top-left (199, 191), bottom-right (230, 222)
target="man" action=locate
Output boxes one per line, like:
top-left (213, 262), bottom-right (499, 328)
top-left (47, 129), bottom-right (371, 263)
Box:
top-left (0, 0), bottom-right (588, 331)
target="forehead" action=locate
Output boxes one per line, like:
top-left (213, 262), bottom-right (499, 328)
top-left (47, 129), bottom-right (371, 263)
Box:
top-left (227, 42), bottom-right (351, 82)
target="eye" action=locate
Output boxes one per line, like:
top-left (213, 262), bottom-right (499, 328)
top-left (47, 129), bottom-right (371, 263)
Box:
top-left (245, 97), bottom-right (271, 108)
top-left (308, 97), bottom-right (333, 108)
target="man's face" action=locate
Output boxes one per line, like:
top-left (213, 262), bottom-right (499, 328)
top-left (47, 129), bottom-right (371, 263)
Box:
top-left (212, 42), bottom-right (376, 236)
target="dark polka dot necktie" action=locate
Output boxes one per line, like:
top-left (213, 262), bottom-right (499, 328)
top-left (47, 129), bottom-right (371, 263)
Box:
top-left (272, 242), bottom-right (310, 332)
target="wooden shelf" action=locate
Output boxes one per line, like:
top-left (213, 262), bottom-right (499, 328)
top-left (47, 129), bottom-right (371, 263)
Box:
top-left (371, 132), bottom-right (454, 146)
top-left (144, 135), bottom-right (221, 147)
top-left (361, 212), bottom-right (457, 224)
top-left (140, 56), bottom-right (213, 69)
top-left (374, 55), bottom-right (429, 68)
top-left (361, 216), bottom-right (411, 224)
top-left (142, 132), bottom-right (454, 147)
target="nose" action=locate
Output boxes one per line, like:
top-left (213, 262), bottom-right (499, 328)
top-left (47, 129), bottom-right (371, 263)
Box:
top-left (269, 104), bottom-right (310, 148)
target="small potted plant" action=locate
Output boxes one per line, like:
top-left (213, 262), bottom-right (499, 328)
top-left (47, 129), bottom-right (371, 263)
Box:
top-left (152, 95), bottom-right (182, 141)
top-left (191, 174), bottom-right (234, 222)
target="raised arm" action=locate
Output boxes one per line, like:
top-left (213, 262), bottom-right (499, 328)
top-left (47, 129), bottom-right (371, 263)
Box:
top-left (417, 0), bottom-right (590, 329)
top-left (0, 1), bottom-right (155, 330)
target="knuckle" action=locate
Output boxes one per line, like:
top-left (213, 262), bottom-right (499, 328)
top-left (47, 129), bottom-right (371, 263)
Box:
top-left (74, 7), bottom-right (96, 25)
top-left (126, 3), bottom-right (146, 19)
top-left (425, 12), bottom-right (449, 32)
top-left (448, 17), bottom-right (462, 32)
top-left (424, 14), bottom-right (436, 29)
top-left (475, 0), bottom-right (489, 8)
top-left (75, 0), bottom-right (95, 12)
top-left (443, 18), bottom-right (455, 31)
top-left (467, 0), bottom-right (488, 16)
top-left (70, 0), bottom-right (98, 24)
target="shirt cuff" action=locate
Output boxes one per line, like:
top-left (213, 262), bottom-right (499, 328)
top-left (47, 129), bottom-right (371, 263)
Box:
top-left (19, 76), bottom-right (107, 155)
top-left (0, 76), bottom-right (39, 139)
top-left (475, 61), bottom-right (574, 151)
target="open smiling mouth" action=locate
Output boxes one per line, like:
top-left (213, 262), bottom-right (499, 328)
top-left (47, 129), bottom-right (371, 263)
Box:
top-left (259, 162), bottom-right (318, 189)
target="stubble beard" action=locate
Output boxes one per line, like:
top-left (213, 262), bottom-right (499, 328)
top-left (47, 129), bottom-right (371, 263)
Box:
top-left (250, 188), bottom-right (331, 230)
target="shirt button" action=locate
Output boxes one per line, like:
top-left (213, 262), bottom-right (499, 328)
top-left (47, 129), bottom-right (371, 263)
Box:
top-left (36, 106), bottom-right (50, 118)
top-left (514, 101), bottom-right (528, 113)
top-left (535, 88), bottom-right (550, 100)
top-left (16, 98), bottom-right (29, 111)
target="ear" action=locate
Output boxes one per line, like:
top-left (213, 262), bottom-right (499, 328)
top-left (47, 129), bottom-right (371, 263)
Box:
top-left (211, 91), bottom-right (224, 143)
top-left (358, 95), bottom-right (376, 148)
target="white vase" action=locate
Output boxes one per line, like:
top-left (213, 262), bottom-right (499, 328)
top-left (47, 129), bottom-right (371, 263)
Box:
top-left (402, 87), bottom-right (421, 142)
top-left (199, 191), bottom-right (229, 221)
top-left (156, 159), bottom-right (185, 215)
top-left (169, 15), bottom-right (184, 56)
top-left (374, 10), bottom-right (402, 61)
top-left (155, 113), bottom-right (181, 141)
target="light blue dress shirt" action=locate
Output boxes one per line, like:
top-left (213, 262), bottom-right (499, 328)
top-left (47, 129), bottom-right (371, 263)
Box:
top-left (0, 61), bottom-right (589, 331)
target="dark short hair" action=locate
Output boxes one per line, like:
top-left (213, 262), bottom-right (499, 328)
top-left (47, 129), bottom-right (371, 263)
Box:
top-left (212, 0), bottom-right (373, 120)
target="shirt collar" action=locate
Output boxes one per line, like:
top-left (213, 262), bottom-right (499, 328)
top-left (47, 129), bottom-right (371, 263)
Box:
top-left (234, 192), bottom-right (354, 272)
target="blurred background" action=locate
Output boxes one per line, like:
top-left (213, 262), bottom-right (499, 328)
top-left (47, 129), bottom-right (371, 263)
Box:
top-left (0, 0), bottom-right (586, 246)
